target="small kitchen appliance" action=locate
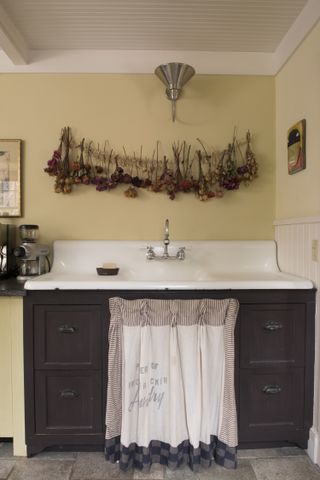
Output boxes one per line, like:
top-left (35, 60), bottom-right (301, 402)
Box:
top-left (0, 223), bottom-right (17, 278)
top-left (14, 224), bottom-right (50, 280)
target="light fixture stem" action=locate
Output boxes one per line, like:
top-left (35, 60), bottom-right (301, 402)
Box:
top-left (172, 100), bottom-right (176, 122)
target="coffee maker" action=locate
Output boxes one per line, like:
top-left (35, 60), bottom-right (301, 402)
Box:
top-left (0, 223), bottom-right (17, 278)
top-left (14, 225), bottom-right (50, 281)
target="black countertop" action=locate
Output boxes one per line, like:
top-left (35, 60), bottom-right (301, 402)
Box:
top-left (0, 277), bottom-right (26, 296)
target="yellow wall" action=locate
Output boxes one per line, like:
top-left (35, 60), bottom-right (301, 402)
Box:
top-left (0, 298), bottom-right (13, 437)
top-left (276, 21), bottom-right (320, 219)
top-left (0, 297), bottom-right (25, 456)
top-left (0, 74), bottom-right (275, 244)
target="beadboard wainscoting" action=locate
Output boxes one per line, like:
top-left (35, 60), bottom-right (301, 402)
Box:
top-left (275, 216), bottom-right (320, 464)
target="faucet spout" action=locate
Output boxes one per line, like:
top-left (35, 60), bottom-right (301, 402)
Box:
top-left (145, 218), bottom-right (186, 261)
top-left (163, 219), bottom-right (170, 257)
top-left (164, 219), bottom-right (169, 240)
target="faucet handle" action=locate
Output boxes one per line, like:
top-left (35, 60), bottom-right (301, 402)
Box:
top-left (146, 245), bottom-right (155, 260)
top-left (176, 247), bottom-right (186, 260)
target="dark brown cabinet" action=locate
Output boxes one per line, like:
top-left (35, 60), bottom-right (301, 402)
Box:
top-left (24, 289), bottom-right (315, 456)
top-left (239, 304), bottom-right (306, 368)
top-left (33, 305), bottom-right (102, 369)
top-left (238, 303), bottom-right (313, 447)
top-left (24, 293), bottom-right (108, 455)
top-left (34, 370), bottom-right (102, 435)
top-left (239, 369), bottom-right (305, 443)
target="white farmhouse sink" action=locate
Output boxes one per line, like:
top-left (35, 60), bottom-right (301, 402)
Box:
top-left (24, 240), bottom-right (313, 290)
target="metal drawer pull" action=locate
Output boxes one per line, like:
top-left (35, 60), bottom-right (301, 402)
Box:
top-left (60, 388), bottom-right (79, 399)
top-left (58, 324), bottom-right (78, 334)
top-left (262, 384), bottom-right (282, 395)
top-left (263, 320), bottom-right (283, 331)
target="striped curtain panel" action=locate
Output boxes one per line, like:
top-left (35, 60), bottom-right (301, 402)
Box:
top-left (105, 297), bottom-right (239, 471)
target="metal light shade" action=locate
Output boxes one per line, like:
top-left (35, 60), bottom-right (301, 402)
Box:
top-left (155, 62), bottom-right (195, 122)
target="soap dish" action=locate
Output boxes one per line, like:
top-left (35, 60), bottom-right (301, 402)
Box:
top-left (96, 267), bottom-right (119, 276)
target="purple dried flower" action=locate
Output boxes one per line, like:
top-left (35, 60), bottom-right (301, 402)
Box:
top-left (131, 176), bottom-right (143, 187)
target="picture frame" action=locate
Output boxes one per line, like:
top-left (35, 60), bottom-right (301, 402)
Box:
top-left (288, 119), bottom-right (306, 175)
top-left (0, 139), bottom-right (22, 217)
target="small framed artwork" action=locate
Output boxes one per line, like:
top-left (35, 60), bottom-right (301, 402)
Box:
top-left (287, 119), bottom-right (306, 175)
top-left (0, 139), bottom-right (22, 217)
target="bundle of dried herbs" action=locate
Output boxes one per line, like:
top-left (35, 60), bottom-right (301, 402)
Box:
top-left (44, 127), bottom-right (258, 201)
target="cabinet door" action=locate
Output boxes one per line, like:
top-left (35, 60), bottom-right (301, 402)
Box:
top-left (240, 304), bottom-right (306, 368)
top-left (34, 305), bottom-right (102, 369)
top-left (34, 370), bottom-right (102, 434)
top-left (239, 369), bottom-right (305, 442)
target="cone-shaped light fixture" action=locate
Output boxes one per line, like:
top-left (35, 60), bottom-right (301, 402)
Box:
top-left (155, 62), bottom-right (195, 122)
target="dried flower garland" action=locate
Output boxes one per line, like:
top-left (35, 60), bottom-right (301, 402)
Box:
top-left (44, 127), bottom-right (258, 201)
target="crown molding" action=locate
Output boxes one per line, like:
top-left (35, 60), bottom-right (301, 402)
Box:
top-left (273, 0), bottom-right (320, 74)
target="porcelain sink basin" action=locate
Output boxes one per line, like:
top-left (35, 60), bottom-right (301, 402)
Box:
top-left (24, 240), bottom-right (313, 290)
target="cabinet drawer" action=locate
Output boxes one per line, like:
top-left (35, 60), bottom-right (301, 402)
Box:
top-left (35, 370), bottom-right (102, 434)
top-left (240, 304), bottom-right (306, 367)
top-left (239, 369), bottom-right (304, 442)
top-left (34, 305), bottom-right (102, 369)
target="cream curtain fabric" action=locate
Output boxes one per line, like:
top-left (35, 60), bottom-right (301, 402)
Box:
top-left (105, 297), bottom-right (239, 470)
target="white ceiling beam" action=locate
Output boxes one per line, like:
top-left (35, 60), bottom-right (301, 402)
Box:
top-left (0, 4), bottom-right (29, 65)
top-left (0, 49), bottom-right (275, 75)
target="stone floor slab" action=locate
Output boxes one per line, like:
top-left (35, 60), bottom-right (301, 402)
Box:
top-left (0, 460), bottom-right (15, 480)
top-left (251, 456), bottom-right (320, 480)
top-left (277, 447), bottom-right (306, 457)
top-left (238, 448), bottom-right (281, 459)
top-left (238, 447), bottom-right (306, 459)
top-left (0, 447), bottom-right (317, 480)
top-left (133, 463), bottom-right (165, 479)
top-left (72, 452), bottom-right (133, 479)
top-left (164, 460), bottom-right (257, 480)
top-left (7, 459), bottom-right (73, 480)
top-left (0, 443), bottom-right (13, 458)
top-left (34, 450), bottom-right (78, 460)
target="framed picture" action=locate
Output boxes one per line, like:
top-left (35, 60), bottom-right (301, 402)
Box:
top-left (288, 119), bottom-right (306, 175)
top-left (0, 139), bottom-right (22, 217)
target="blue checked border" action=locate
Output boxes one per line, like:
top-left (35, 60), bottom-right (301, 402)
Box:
top-left (105, 435), bottom-right (237, 471)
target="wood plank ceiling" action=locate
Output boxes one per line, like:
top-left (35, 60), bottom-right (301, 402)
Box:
top-left (1, 0), bottom-right (319, 73)
top-left (0, 0), bottom-right (308, 52)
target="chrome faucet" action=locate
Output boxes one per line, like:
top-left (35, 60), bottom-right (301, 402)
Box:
top-left (145, 219), bottom-right (186, 261)
top-left (163, 219), bottom-right (170, 258)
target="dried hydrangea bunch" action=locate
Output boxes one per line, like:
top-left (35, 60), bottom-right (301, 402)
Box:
top-left (44, 127), bottom-right (258, 201)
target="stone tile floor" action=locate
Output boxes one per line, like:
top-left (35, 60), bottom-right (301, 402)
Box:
top-left (1, 442), bottom-right (320, 480)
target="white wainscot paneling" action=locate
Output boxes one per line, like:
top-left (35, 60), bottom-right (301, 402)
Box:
top-left (275, 217), bottom-right (320, 464)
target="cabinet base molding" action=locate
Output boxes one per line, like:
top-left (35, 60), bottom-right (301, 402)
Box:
top-left (307, 426), bottom-right (320, 465)
top-left (26, 435), bottom-right (105, 457)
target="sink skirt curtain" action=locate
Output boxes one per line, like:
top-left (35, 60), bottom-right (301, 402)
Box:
top-left (105, 297), bottom-right (239, 471)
